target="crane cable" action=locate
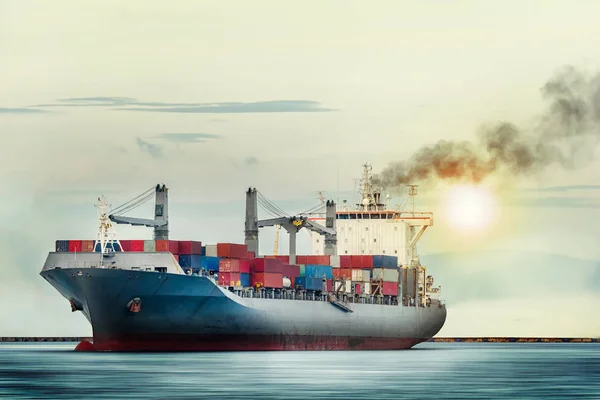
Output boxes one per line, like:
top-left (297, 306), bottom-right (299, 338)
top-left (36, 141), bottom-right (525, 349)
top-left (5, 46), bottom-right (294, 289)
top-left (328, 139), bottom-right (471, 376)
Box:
top-left (111, 187), bottom-right (156, 216)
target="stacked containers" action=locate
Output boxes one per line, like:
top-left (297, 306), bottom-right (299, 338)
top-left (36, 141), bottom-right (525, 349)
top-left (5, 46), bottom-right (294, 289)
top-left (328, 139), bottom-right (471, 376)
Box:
top-left (155, 240), bottom-right (180, 254)
top-left (251, 258), bottom-right (283, 288)
top-left (294, 277), bottom-right (322, 290)
top-left (372, 255), bottom-right (400, 295)
top-left (304, 264), bottom-right (333, 292)
top-left (179, 241), bottom-right (203, 274)
top-left (296, 255), bottom-right (330, 265)
top-left (200, 256), bottom-right (221, 272)
top-left (129, 240), bottom-right (145, 252)
top-left (216, 243), bottom-right (248, 259)
top-left (55, 240), bottom-right (69, 252)
top-left (282, 264), bottom-right (301, 287)
top-left (68, 240), bottom-right (82, 252)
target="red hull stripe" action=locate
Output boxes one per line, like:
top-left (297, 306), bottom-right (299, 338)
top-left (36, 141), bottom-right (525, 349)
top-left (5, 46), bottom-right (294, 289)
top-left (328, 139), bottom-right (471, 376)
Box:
top-left (79, 335), bottom-right (426, 352)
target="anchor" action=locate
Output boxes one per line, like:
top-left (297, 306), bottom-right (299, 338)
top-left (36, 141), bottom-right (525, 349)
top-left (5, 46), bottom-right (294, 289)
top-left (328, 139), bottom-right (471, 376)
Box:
top-left (127, 297), bottom-right (142, 313)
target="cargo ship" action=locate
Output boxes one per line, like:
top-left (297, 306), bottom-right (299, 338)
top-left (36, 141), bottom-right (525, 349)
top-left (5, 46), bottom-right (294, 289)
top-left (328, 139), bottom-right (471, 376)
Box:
top-left (40, 163), bottom-right (446, 351)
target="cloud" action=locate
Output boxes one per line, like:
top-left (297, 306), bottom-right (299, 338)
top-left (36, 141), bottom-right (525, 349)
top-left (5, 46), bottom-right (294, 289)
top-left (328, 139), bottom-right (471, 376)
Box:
top-left (245, 156), bottom-right (259, 165)
top-left (528, 184), bottom-right (600, 192)
top-left (31, 97), bottom-right (336, 113)
top-left (0, 107), bottom-right (48, 114)
top-left (151, 133), bottom-right (221, 143)
top-left (135, 137), bottom-right (163, 158)
top-left (510, 195), bottom-right (600, 209)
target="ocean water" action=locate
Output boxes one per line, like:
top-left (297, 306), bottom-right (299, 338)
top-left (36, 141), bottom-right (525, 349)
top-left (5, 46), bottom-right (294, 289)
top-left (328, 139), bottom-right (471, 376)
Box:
top-left (1, 342), bottom-right (599, 399)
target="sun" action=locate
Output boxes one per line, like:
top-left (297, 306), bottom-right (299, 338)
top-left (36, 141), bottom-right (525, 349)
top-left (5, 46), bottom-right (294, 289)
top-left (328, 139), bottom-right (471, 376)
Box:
top-left (441, 184), bottom-right (499, 233)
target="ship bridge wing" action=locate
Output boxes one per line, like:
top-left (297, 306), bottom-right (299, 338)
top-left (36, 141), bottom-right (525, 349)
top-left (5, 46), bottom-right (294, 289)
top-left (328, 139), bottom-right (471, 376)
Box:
top-left (108, 215), bottom-right (167, 227)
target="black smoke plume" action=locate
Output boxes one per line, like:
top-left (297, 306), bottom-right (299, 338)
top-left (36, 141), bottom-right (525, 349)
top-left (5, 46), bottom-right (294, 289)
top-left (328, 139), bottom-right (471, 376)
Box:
top-left (374, 65), bottom-right (600, 189)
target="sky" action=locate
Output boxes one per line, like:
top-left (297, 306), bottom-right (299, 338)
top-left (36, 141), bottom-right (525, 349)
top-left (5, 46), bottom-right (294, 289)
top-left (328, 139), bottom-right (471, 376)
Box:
top-left (1, 0), bottom-right (599, 337)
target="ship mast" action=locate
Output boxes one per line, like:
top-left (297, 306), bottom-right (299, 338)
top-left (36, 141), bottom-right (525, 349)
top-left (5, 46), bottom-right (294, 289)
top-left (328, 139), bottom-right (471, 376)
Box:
top-left (357, 163), bottom-right (385, 211)
top-left (94, 196), bottom-right (123, 258)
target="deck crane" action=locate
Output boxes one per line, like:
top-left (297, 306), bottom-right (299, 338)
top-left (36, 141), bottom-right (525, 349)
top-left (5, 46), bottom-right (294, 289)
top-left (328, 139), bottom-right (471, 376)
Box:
top-left (108, 184), bottom-right (170, 240)
top-left (244, 188), bottom-right (337, 265)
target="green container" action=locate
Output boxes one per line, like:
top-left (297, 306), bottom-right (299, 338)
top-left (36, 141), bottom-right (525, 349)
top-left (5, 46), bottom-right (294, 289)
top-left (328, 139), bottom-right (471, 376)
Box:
top-left (299, 264), bottom-right (306, 277)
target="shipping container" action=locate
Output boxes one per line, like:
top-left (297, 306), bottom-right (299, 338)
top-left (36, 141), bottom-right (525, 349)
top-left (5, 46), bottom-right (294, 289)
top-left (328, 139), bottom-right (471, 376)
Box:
top-left (355, 283), bottom-right (361, 294)
top-left (129, 240), bottom-right (145, 252)
top-left (179, 254), bottom-right (203, 269)
top-left (143, 240), bottom-right (156, 252)
top-left (362, 269), bottom-right (371, 282)
top-left (219, 258), bottom-right (251, 274)
top-left (216, 243), bottom-right (248, 258)
top-left (345, 279), bottom-right (352, 294)
top-left (155, 240), bottom-right (179, 254)
top-left (247, 251), bottom-right (255, 259)
top-left (200, 256), bottom-right (221, 272)
top-left (252, 258), bottom-right (283, 273)
top-left (327, 279), bottom-right (332, 292)
top-left (339, 255), bottom-right (353, 268)
top-left (81, 240), bottom-right (94, 252)
top-left (299, 264), bottom-right (305, 277)
top-left (68, 240), bottom-right (82, 252)
top-left (119, 240), bottom-right (131, 252)
top-left (372, 268), bottom-right (400, 282)
top-left (333, 268), bottom-right (353, 280)
top-left (297, 255), bottom-right (330, 265)
top-left (240, 272), bottom-right (250, 287)
top-left (55, 240), bottom-right (69, 252)
top-left (282, 264), bottom-right (301, 279)
top-left (179, 240), bottom-right (203, 255)
top-left (201, 246), bottom-right (206, 256)
top-left (294, 277), bottom-right (321, 291)
top-left (251, 272), bottom-right (283, 288)
top-left (205, 244), bottom-right (218, 257)
top-left (350, 255), bottom-right (373, 268)
top-left (304, 264), bottom-right (333, 280)
top-left (382, 281), bottom-right (399, 296)
top-left (373, 255), bottom-right (399, 269)
top-left (219, 272), bottom-right (242, 287)
top-left (363, 282), bottom-right (372, 295)
top-left (351, 269), bottom-right (364, 282)
top-left (330, 254), bottom-right (340, 267)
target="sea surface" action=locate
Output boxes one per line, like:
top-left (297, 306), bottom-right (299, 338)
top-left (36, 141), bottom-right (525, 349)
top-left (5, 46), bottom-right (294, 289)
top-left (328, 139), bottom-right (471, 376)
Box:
top-left (0, 342), bottom-right (599, 399)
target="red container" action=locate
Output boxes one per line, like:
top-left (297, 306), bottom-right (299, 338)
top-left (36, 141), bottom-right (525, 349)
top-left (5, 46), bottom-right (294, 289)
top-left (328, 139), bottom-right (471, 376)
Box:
top-left (119, 240), bottom-right (131, 251)
top-left (350, 255), bottom-right (373, 268)
top-left (219, 272), bottom-right (242, 287)
top-left (333, 268), bottom-right (352, 280)
top-left (251, 272), bottom-right (283, 288)
top-left (252, 258), bottom-right (283, 273)
top-left (216, 243), bottom-right (248, 258)
top-left (81, 240), bottom-right (94, 252)
top-left (296, 255), bottom-right (330, 265)
top-left (155, 240), bottom-right (180, 254)
top-left (327, 279), bottom-right (333, 291)
top-left (282, 264), bottom-right (300, 278)
top-left (382, 281), bottom-right (398, 296)
top-left (247, 251), bottom-right (255, 259)
top-left (179, 240), bottom-right (203, 255)
top-left (129, 240), bottom-right (145, 252)
top-left (340, 255), bottom-right (353, 268)
top-left (219, 258), bottom-right (251, 273)
top-left (68, 240), bottom-right (82, 252)
top-left (173, 254), bottom-right (179, 262)
top-left (356, 283), bottom-right (361, 294)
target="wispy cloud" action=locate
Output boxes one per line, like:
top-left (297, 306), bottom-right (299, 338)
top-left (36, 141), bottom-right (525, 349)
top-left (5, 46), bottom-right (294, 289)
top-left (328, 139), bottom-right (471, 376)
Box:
top-left (136, 137), bottom-right (163, 158)
top-left (245, 156), bottom-right (259, 165)
top-left (151, 133), bottom-right (220, 143)
top-left (527, 185), bottom-right (600, 193)
top-left (510, 196), bottom-right (600, 209)
top-left (31, 97), bottom-right (336, 113)
top-left (0, 107), bottom-right (48, 114)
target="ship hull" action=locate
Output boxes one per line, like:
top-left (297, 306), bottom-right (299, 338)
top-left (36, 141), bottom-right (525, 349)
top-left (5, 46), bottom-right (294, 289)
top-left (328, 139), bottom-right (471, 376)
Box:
top-left (40, 267), bottom-right (447, 352)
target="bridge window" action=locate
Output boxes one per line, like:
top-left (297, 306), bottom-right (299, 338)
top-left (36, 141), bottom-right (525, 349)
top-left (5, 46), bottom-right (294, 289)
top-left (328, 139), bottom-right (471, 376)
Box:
top-left (394, 227), bottom-right (398, 231)
top-left (374, 238), bottom-right (377, 242)
top-left (394, 250), bottom-right (398, 254)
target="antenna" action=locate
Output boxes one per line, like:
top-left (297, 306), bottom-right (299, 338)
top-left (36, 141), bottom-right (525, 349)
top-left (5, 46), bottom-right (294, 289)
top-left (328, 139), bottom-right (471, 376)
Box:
top-left (407, 184), bottom-right (418, 213)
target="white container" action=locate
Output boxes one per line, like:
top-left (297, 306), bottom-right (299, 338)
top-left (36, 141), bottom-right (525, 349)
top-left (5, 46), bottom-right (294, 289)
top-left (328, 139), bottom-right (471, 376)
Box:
top-left (351, 269), bottom-right (363, 281)
top-left (372, 268), bottom-right (399, 282)
top-left (143, 240), bottom-right (156, 252)
top-left (362, 270), bottom-right (370, 282)
top-left (345, 279), bottom-right (352, 293)
top-left (363, 282), bottom-right (371, 295)
top-left (330, 255), bottom-right (340, 267)
top-left (205, 244), bottom-right (218, 257)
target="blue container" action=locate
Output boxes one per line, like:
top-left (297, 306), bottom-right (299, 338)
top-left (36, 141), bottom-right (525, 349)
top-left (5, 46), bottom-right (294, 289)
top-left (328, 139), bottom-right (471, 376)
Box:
top-left (55, 240), bottom-right (69, 252)
top-left (240, 272), bottom-right (250, 287)
top-left (200, 256), bottom-right (221, 271)
top-left (93, 242), bottom-right (121, 252)
top-left (179, 254), bottom-right (203, 268)
top-left (295, 277), bottom-right (322, 290)
top-left (374, 255), bottom-right (398, 269)
top-left (201, 246), bottom-right (207, 256)
top-left (305, 264), bottom-right (333, 279)
top-left (383, 255), bottom-right (398, 269)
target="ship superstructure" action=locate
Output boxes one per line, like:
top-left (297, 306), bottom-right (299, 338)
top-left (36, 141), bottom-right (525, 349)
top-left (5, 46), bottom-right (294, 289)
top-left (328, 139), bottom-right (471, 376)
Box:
top-left (40, 164), bottom-right (446, 352)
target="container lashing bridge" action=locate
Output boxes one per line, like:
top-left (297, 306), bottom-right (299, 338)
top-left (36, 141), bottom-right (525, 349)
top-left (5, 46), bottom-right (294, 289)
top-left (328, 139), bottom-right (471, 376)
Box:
top-left (244, 188), bottom-right (337, 265)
